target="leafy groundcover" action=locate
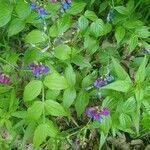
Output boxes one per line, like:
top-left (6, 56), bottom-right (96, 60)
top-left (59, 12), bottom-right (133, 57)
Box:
top-left (0, 0), bottom-right (150, 149)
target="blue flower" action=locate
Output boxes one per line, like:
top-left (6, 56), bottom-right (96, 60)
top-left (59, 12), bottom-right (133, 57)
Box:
top-left (30, 3), bottom-right (38, 10)
top-left (28, 62), bottom-right (49, 77)
top-left (60, 0), bottom-right (71, 13)
top-left (86, 107), bottom-right (110, 122)
top-left (93, 78), bottom-right (106, 89)
top-left (38, 7), bottom-right (48, 16)
top-left (105, 75), bottom-right (114, 83)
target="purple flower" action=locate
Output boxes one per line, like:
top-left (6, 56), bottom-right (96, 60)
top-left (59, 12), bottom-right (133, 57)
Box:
top-left (86, 106), bottom-right (110, 122)
top-left (38, 7), bottom-right (47, 16)
top-left (86, 107), bottom-right (102, 122)
top-left (93, 79), bottom-right (106, 89)
top-left (30, 3), bottom-right (38, 10)
top-left (0, 73), bottom-right (11, 84)
top-left (86, 107), bottom-right (96, 118)
top-left (93, 112), bottom-right (102, 121)
top-left (28, 62), bottom-right (49, 77)
top-left (100, 107), bottom-right (110, 116)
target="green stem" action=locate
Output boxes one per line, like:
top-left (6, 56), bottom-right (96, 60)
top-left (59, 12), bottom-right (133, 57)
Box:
top-left (134, 0), bottom-right (142, 11)
top-left (42, 86), bottom-right (45, 123)
top-left (112, 0), bottom-right (114, 8)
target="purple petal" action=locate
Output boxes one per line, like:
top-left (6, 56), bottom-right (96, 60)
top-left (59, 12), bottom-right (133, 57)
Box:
top-left (100, 107), bottom-right (110, 116)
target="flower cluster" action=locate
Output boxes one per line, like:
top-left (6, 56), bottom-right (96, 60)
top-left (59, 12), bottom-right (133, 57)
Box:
top-left (28, 62), bottom-right (49, 77)
top-left (30, 3), bottom-right (50, 19)
top-left (0, 73), bottom-right (11, 84)
top-left (93, 75), bottom-right (114, 89)
top-left (86, 107), bottom-right (110, 122)
top-left (61, 0), bottom-right (72, 13)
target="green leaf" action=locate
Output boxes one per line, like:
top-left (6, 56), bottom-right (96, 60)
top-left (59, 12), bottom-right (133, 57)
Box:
top-left (112, 57), bottom-right (131, 82)
top-left (8, 18), bottom-right (25, 36)
top-left (84, 36), bottom-right (99, 54)
top-left (23, 80), bottom-right (42, 102)
top-left (119, 113), bottom-right (131, 128)
top-left (129, 34), bottom-right (138, 52)
top-left (90, 19), bottom-right (105, 37)
top-left (81, 75), bottom-right (93, 88)
top-left (15, 0), bottom-right (31, 19)
top-left (84, 10), bottom-right (98, 21)
top-left (33, 123), bottom-right (47, 148)
top-left (114, 6), bottom-right (129, 15)
top-left (27, 101), bottom-right (43, 120)
top-left (123, 19), bottom-right (143, 29)
top-left (65, 65), bottom-right (76, 86)
top-left (66, 2), bottom-right (86, 15)
top-left (0, 2), bottom-right (13, 27)
top-left (99, 132), bottom-right (108, 150)
top-left (142, 114), bottom-right (150, 129)
top-left (135, 26), bottom-right (150, 38)
top-left (101, 80), bottom-right (132, 92)
top-left (25, 30), bottom-right (47, 44)
top-left (48, 24), bottom-right (58, 37)
top-left (49, 15), bottom-right (71, 37)
top-left (46, 121), bottom-right (59, 137)
top-left (99, 1), bottom-right (108, 13)
top-left (115, 26), bottom-right (125, 44)
top-left (11, 111), bottom-right (27, 119)
top-left (99, 48), bottom-right (120, 65)
top-left (126, 0), bottom-right (134, 12)
top-left (54, 44), bottom-right (71, 60)
top-left (142, 41), bottom-right (150, 50)
top-left (100, 116), bottom-right (112, 133)
top-left (75, 90), bottom-right (89, 117)
top-left (44, 73), bottom-right (68, 90)
top-left (78, 16), bottom-right (89, 34)
top-left (45, 100), bottom-right (68, 116)
top-left (123, 97), bottom-right (136, 114)
top-left (46, 89), bottom-right (60, 100)
top-left (63, 87), bottom-right (76, 108)
top-left (103, 23), bottom-right (112, 35)
top-left (135, 56), bottom-right (147, 83)
top-left (72, 55), bottom-right (91, 69)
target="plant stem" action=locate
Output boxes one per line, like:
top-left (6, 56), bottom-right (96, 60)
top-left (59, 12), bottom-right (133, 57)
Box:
top-left (42, 86), bottom-right (45, 123)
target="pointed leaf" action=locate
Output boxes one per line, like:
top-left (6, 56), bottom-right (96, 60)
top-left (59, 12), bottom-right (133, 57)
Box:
top-left (45, 100), bottom-right (68, 116)
top-left (135, 56), bottom-right (147, 83)
top-left (101, 80), bottom-right (132, 92)
top-left (23, 80), bottom-right (42, 102)
top-left (75, 90), bottom-right (89, 117)
top-left (33, 123), bottom-right (47, 148)
top-left (115, 26), bottom-right (125, 44)
top-left (112, 57), bottom-right (131, 82)
top-left (44, 73), bottom-right (68, 90)
top-left (27, 101), bottom-right (43, 120)
top-left (63, 87), bottom-right (76, 108)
